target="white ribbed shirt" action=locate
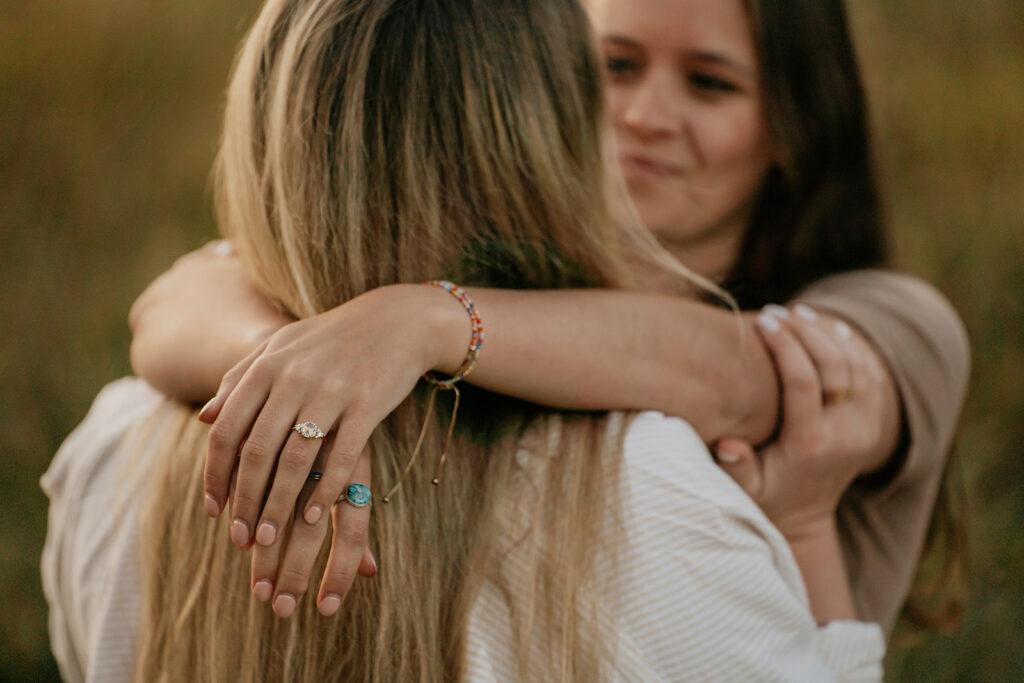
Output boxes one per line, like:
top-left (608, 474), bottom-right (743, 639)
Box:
top-left (42, 378), bottom-right (883, 682)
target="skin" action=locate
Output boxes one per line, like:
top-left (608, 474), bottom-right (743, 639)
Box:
top-left (130, 0), bottom-right (903, 624)
top-left (593, 0), bottom-right (774, 278)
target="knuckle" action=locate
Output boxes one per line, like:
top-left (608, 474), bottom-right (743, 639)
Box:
top-left (336, 518), bottom-right (368, 548)
top-left (240, 433), bottom-right (272, 462)
top-left (280, 446), bottom-right (312, 471)
top-left (331, 446), bottom-right (359, 472)
top-left (207, 423), bottom-right (236, 453)
top-left (232, 490), bottom-right (262, 511)
top-left (787, 371), bottom-right (817, 394)
top-left (797, 430), bottom-right (826, 455)
top-left (204, 469), bottom-right (228, 493)
top-left (279, 565), bottom-right (312, 593)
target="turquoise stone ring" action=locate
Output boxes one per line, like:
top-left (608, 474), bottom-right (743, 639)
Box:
top-left (341, 483), bottom-right (372, 508)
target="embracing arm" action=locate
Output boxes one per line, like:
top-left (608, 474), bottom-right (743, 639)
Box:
top-left (130, 245), bottom-right (779, 444)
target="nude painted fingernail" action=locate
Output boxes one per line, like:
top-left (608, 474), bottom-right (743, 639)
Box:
top-left (253, 579), bottom-right (273, 602)
top-left (794, 304), bottom-right (818, 322)
top-left (255, 521), bottom-right (277, 546)
top-left (834, 320), bottom-right (853, 340)
top-left (230, 519), bottom-right (250, 547)
top-left (716, 450), bottom-right (742, 464)
top-left (762, 303), bottom-right (790, 319)
top-left (197, 397), bottom-right (218, 423)
top-left (319, 594), bottom-right (342, 616)
top-left (204, 493), bottom-right (220, 518)
top-left (304, 505), bottom-right (323, 525)
top-left (757, 312), bottom-right (781, 333)
top-left (273, 593), bottom-right (297, 618)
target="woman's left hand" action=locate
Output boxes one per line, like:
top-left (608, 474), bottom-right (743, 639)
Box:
top-left (715, 304), bottom-right (901, 543)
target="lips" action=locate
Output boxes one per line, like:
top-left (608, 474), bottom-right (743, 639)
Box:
top-left (619, 152), bottom-right (685, 178)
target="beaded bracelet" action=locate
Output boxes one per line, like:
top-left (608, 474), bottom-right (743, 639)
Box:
top-left (423, 280), bottom-right (483, 389)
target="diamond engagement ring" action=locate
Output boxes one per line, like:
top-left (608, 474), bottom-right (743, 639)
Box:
top-left (339, 483), bottom-right (372, 508)
top-left (293, 421), bottom-right (326, 439)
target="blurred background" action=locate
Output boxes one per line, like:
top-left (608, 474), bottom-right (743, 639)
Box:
top-left (1, 0), bottom-right (1021, 679)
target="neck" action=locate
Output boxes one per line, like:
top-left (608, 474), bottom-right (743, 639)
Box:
top-left (661, 223), bottom-right (746, 284)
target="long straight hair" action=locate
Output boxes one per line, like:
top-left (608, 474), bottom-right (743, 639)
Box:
top-left (738, 0), bottom-right (965, 630)
top-left (728, 0), bottom-right (889, 308)
top-left (134, 1), bottom-right (693, 680)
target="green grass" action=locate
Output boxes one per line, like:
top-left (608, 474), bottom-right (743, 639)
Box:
top-left (2, 1), bottom-right (1022, 679)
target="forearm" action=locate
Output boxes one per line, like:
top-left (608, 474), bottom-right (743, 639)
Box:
top-left (428, 287), bottom-right (779, 444)
top-left (129, 315), bottom-right (276, 403)
top-left (786, 520), bottom-right (859, 625)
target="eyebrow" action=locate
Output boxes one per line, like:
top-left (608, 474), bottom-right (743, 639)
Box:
top-left (601, 35), bottom-right (756, 80)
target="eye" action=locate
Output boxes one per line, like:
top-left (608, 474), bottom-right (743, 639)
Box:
top-left (605, 56), bottom-right (638, 77)
top-left (689, 72), bottom-right (738, 94)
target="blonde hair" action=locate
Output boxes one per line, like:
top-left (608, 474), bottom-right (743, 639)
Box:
top-left (134, 0), bottom-right (696, 680)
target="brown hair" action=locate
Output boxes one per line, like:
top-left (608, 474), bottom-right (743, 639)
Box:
top-left (728, 0), bottom-right (889, 308)
top-left (739, 0), bottom-right (966, 631)
top-left (134, 0), bottom-right (692, 680)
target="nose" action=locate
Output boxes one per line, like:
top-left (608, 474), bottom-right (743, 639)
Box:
top-left (617, 68), bottom-right (686, 140)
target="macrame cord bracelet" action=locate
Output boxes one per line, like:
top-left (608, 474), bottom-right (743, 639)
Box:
top-left (382, 280), bottom-right (483, 503)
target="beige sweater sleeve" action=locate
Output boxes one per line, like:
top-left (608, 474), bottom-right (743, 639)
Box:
top-left (794, 269), bottom-right (970, 634)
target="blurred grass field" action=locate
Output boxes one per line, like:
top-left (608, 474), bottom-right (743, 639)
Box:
top-left (1, 1), bottom-right (1022, 679)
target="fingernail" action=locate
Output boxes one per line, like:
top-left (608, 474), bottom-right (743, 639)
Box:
top-left (319, 594), bottom-right (341, 616)
top-left (253, 579), bottom-right (273, 602)
top-left (255, 521), bottom-right (277, 546)
top-left (762, 303), bottom-right (790, 319)
top-left (204, 493), bottom-right (221, 518)
top-left (794, 304), bottom-right (818, 322)
top-left (213, 240), bottom-right (234, 257)
top-left (273, 593), bottom-right (297, 618)
top-left (198, 397), bottom-right (218, 423)
top-left (230, 519), bottom-right (250, 547)
top-left (304, 505), bottom-right (323, 525)
top-left (757, 312), bottom-right (781, 333)
top-left (716, 450), bottom-right (742, 464)
top-left (369, 551), bottom-right (378, 573)
top-left (834, 320), bottom-right (852, 340)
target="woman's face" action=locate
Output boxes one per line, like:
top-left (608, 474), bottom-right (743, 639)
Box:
top-left (590, 0), bottom-right (774, 278)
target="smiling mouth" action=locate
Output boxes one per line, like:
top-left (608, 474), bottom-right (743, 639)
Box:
top-left (619, 154), bottom-right (685, 178)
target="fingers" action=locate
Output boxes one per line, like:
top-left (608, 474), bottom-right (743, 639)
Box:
top-left (785, 305), bottom-right (852, 399)
top-left (251, 404), bottom-right (344, 549)
top-left (249, 439), bottom-right (376, 618)
top-left (299, 416), bottom-right (374, 528)
top-left (198, 339), bottom-right (267, 425)
top-left (203, 345), bottom-right (271, 518)
top-left (317, 451), bottom-right (374, 616)
top-left (357, 545), bottom-right (378, 579)
top-left (756, 310), bottom-right (823, 426)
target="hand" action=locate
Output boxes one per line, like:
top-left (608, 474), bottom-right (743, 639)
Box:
top-left (129, 240), bottom-right (293, 402)
top-left (715, 303), bottom-right (900, 543)
top-left (200, 283), bottom-right (470, 615)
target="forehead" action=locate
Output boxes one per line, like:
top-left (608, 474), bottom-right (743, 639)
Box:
top-left (589, 0), bottom-right (758, 65)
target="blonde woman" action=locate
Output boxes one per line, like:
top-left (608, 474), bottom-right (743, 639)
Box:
top-left (42, 0), bottom-right (885, 680)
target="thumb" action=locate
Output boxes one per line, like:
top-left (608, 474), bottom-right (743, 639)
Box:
top-left (714, 438), bottom-right (763, 499)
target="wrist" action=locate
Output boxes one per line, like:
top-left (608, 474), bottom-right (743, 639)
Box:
top-left (382, 283), bottom-right (468, 375)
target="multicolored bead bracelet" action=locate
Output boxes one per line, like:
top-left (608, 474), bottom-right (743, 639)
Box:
top-left (422, 280), bottom-right (483, 389)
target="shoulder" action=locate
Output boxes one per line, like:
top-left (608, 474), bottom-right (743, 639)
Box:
top-left (41, 377), bottom-right (170, 682)
top-left (42, 377), bottom-right (167, 496)
top-left (795, 269), bottom-right (969, 383)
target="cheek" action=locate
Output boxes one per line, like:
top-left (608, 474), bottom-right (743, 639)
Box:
top-left (695, 105), bottom-right (771, 173)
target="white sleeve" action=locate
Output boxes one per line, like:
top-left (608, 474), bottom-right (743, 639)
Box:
top-left (40, 378), bottom-right (169, 683)
top-left (612, 412), bottom-right (885, 682)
